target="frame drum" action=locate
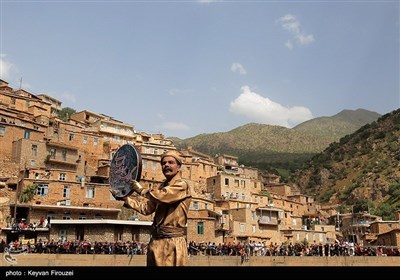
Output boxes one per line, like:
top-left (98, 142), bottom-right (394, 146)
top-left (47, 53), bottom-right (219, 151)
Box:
top-left (109, 144), bottom-right (142, 198)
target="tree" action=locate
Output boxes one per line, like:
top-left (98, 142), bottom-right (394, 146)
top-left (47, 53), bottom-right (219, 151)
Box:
top-left (58, 107), bottom-right (76, 121)
top-left (19, 184), bottom-right (38, 203)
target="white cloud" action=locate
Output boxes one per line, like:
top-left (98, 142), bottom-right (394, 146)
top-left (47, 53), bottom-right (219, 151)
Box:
top-left (61, 92), bottom-right (77, 103)
top-left (0, 54), bottom-right (18, 82)
top-left (229, 85), bottom-right (313, 127)
top-left (231, 63), bottom-right (247, 75)
top-left (160, 121), bottom-right (190, 131)
top-left (197, 0), bottom-right (218, 3)
top-left (167, 88), bottom-right (192, 96)
top-left (276, 14), bottom-right (315, 49)
top-left (285, 40), bottom-right (293, 50)
top-left (0, 55), bottom-right (32, 89)
top-left (156, 114), bottom-right (189, 131)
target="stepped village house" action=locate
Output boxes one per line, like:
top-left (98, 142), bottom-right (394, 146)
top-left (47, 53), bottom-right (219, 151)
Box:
top-left (0, 78), bottom-right (399, 251)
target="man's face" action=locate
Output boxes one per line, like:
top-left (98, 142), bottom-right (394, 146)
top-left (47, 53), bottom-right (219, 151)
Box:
top-left (161, 156), bottom-right (180, 179)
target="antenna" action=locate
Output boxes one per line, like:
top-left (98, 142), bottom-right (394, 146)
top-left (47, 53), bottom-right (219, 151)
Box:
top-left (19, 77), bottom-right (22, 89)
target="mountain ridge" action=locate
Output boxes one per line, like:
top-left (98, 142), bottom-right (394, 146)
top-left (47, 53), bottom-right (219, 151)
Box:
top-left (170, 108), bottom-right (382, 175)
top-left (289, 108), bottom-right (400, 219)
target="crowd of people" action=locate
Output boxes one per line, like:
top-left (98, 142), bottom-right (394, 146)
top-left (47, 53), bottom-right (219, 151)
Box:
top-left (1, 238), bottom-right (399, 257)
top-left (6, 216), bottom-right (50, 233)
top-left (187, 240), bottom-right (400, 257)
top-left (0, 238), bottom-right (147, 255)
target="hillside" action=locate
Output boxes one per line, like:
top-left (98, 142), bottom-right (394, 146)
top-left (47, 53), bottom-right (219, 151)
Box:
top-left (171, 109), bottom-right (381, 177)
top-left (289, 108), bottom-right (400, 220)
top-left (293, 108), bottom-right (381, 137)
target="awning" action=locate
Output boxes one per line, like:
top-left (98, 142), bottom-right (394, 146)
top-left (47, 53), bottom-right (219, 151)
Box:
top-left (30, 204), bottom-right (121, 213)
top-left (50, 219), bottom-right (152, 226)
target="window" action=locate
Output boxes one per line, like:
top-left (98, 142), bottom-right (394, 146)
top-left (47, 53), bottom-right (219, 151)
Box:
top-left (63, 186), bottom-right (70, 198)
top-left (69, 134), bottom-right (74, 141)
top-left (50, 148), bottom-right (56, 159)
top-left (252, 225), bottom-right (256, 233)
top-left (142, 160), bottom-right (147, 169)
top-left (0, 126), bottom-right (5, 136)
top-left (240, 223), bottom-right (245, 232)
top-left (61, 149), bottom-right (67, 161)
top-left (83, 136), bottom-right (88, 144)
top-left (225, 178), bottom-right (229, 186)
top-left (47, 212), bottom-right (55, 220)
top-left (86, 186), bottom-right (95, 198)
top-left (63, 212), bottom-right (71, 220)
top-left (93, 138), bottom-right (98, 145)
top-left (197, 222), bottom-right (204, 235)
top-left (193, 201), bottom-right (199, 210)
top-left (11, 97), bottom-right (16, 104)
top-left (145, 147), bottom-right (150, 154)
top-left (36, 184), bottom-right (49, 196)
top-left (59, 173), bottom-right (66, 181)
top-left (204, 203), bottom-right (208, 210)
top-left (30, 160), bottom-right (35, 166)
top-left (154, 148), bottom-right (158, 155)
top-left (59, 230), bottom-right (67, 242)
top-left (152, 162), bottom-right (157, 171)
top-left (241, 193), bottom-right (245, 200)
top-left (31, 145), bottom-right (37, 156)
top-left (24, 130), bottom-right (30, 139)
top-left (79, 213), bottom-right (86, 220)
top-left (116, 230), bottom-right (123, 241)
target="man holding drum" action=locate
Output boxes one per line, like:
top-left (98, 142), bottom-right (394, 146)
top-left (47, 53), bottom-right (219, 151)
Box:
top-left (111, 150), bottom-right (192, 266)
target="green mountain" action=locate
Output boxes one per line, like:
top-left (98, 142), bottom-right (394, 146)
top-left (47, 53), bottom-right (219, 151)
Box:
top-left (289, 108), bottom-right (400, 220)
top-left (171, 109), bottom-right (381, 178)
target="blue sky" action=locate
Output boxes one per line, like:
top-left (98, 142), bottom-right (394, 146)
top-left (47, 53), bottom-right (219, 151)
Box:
top-left (1, 0), bottom-right (399, 139)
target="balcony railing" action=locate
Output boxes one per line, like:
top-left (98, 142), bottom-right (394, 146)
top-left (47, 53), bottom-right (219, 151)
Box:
top-left (258, 217), bottom-right (279, 225)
